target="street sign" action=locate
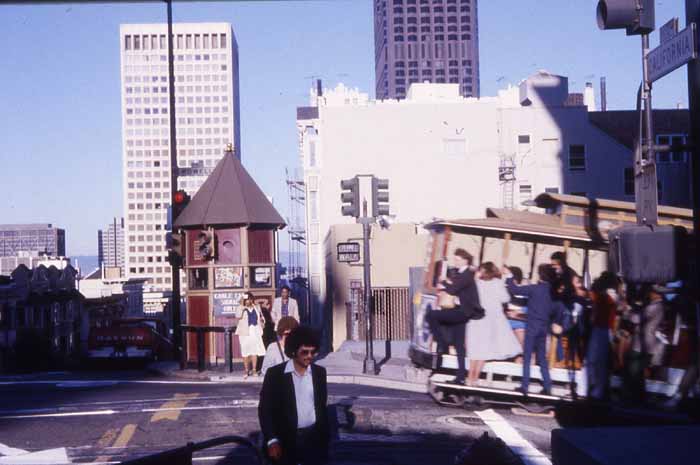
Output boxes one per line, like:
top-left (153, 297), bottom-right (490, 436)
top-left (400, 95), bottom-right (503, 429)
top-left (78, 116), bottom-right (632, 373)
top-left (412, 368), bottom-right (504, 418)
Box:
top-left (337, 242), bottom-right (360, 263)
top-left (660, 17), bottom-right (679, 44)
top-left (649, 23), bottom-right (698, 82)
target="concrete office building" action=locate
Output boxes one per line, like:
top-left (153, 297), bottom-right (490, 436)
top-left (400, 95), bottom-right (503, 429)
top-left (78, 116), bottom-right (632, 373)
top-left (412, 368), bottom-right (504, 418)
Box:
top-left (296, 71), bottom-right (690, 331)
top-left (374, 0), bottom-right (479, 99)
top-left (119, 23), bottom-right (241, 291)
top-left (0, 224), bottom-right (65, 258)
top-left (98, 217), bottom-right (125, 275)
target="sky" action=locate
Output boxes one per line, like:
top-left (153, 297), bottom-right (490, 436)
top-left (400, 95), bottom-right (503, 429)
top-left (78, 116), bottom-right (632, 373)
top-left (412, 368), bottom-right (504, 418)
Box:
top-left (0, 0), bottom-right (692, 256)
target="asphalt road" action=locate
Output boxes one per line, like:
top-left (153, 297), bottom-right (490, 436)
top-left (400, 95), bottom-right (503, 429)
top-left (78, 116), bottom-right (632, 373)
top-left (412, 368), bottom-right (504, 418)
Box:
top-left (0, 370), bottom-right (559, 464)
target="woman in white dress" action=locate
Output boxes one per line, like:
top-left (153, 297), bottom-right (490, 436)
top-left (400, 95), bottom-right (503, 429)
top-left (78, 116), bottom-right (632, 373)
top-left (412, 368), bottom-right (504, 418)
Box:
top-left (235, 292), bottom-right (267, 378)
top-left (467, 262), bottom-right (522, 386)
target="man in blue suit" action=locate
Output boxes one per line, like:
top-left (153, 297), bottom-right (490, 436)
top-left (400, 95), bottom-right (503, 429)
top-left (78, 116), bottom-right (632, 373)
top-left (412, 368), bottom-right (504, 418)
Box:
top-left (505, 264), bottom-right (561, 395)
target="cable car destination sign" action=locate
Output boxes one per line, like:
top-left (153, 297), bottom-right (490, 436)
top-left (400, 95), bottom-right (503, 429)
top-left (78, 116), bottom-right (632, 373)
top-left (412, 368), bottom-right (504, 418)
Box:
top-left (337, 242), bottom-right (360, 263)
top-left (648, 21), bottom-right (697, 82)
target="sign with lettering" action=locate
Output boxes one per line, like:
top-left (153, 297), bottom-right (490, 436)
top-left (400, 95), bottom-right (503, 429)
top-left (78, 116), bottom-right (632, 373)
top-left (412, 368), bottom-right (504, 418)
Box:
top-left (649, 23), bottom-right (698, 82)
top-left (337, 242), bottom-right (360, 263)
top-left (213, 291), bottom-right (244, 316)
top-left (660, 18), bottom-right (679, 44)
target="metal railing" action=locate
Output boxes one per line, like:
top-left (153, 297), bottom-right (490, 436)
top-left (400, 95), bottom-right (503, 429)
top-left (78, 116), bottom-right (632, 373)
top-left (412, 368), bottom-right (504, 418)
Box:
top-left (180, 325), bottom-right (236, 373)
top-left (119, 435), bottom-right (263, 465)
top-left (349, 287), bottom-right (410, 341)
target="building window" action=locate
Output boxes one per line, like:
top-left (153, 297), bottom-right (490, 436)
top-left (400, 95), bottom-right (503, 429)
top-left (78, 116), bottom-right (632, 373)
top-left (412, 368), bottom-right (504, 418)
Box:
top-left (656, 134), bottom-right (687, 163)
top-left (545, 187), bottom-right (559, 194)
top-left (568, 144), bottom-right (586, 171)
top-left (517, 134), bottom-right (531, 156)
top-left (125, 35), bottom-right (132, 50)
top-left (624, 167), bottom-right (634, 195)
top-left (519, 184), bottom-right (533, 206)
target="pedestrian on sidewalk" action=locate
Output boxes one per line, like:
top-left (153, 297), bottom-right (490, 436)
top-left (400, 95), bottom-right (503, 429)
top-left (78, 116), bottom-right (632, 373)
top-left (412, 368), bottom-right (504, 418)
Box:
top-left (259, 326), bottom-right (329, 465)
top-left (236, 292), bottom-right (267, 379)
top-left (261, 316), bottom-right (299, 375)
top-left (426, 248), bottom-right (483, 386)
top-left (271, 285), bottom-right (300, 330)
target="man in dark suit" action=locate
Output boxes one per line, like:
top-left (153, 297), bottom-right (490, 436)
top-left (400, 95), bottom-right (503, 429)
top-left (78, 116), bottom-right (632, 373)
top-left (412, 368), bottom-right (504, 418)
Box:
top-left (426, 248), bottom-right (481, 385)
top-left (259, 326), bottom-right (329, 465)
top-left (505, 264), bottom-right (561, 395)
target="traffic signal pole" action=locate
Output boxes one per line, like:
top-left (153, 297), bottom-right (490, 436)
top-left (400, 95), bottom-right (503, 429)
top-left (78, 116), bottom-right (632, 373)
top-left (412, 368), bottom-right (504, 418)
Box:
top-left (166, 0), bottom-right (182, 357)
top-left (360, 200), bottom-right (377, 375)
top-left (341, 175), bottom-right (389, 375)
top-left (637, 32), bottom-right (659, 226)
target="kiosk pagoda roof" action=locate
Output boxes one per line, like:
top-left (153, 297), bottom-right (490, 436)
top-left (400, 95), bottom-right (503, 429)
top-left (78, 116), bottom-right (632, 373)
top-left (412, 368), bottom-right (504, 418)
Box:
top-left (174, 150), bottom-right (286, 229)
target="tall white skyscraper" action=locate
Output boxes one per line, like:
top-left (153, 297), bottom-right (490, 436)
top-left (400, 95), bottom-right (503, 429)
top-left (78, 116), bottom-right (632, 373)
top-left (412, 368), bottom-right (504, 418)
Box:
top-left (119, 23), bottom-right (241, 290)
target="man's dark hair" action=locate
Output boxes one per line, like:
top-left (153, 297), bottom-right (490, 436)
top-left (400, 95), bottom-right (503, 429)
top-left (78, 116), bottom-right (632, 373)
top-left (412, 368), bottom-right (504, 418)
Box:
top-left (281, 284), bottom-right (291, 292)
top-left (509, 266), bottom-right (524, 284)
top-left (538, 264), bottom-right (557, 284)
top-left (284, 325), bottom-right (321, 358)
top-left (550, 251), bottom-right (567, 264)
top-left (592, 271), bottom-right (619, 293)
top-left (454, 248), bottom-right (473, 265)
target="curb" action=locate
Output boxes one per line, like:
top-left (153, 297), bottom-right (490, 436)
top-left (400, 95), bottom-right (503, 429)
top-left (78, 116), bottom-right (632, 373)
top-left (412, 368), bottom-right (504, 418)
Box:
top-left (327, 374), bottom-right (428, 394)
top-left (148, 364), bottom-right (428, 393)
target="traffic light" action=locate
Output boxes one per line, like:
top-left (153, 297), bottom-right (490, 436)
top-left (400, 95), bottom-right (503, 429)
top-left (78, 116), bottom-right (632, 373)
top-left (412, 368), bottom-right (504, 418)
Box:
top-left (340, 177), bottom-right (360, 218)
top-left (197, 228), bottom-right (216, 261)
top-left (596, 0), bottom-right (655, 35)
top-left (172, 189), bottom-right (191, 220)
top-left (608, 225), bottom-right (687, 283)
top-left (371, 177), bottom-right (390, 217)
top-left (166, 232), bottom-right (184, 267)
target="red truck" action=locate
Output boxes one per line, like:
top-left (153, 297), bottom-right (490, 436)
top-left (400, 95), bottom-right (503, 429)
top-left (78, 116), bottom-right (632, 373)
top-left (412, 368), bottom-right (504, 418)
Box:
top-left (88, 318), bottom-right (173, 361)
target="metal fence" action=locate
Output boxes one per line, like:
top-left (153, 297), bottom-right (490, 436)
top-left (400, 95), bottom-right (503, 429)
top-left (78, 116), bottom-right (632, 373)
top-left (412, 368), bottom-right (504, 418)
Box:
top-left (348, 287), bottom-right (410, 341)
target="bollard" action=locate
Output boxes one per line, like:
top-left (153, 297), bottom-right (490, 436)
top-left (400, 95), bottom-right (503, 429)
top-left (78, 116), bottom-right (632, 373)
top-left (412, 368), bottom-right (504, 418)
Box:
top-left (224, 328), bottom-right (233, 373)
top-left (179, 328), bottom-right (187, 370)
top-left (196, 329), bottom-right (205, 372)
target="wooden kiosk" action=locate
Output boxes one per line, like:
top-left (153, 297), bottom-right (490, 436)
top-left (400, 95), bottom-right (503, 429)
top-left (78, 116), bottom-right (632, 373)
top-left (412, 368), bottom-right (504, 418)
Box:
top-left (174, 146), bottom-right (285, 365)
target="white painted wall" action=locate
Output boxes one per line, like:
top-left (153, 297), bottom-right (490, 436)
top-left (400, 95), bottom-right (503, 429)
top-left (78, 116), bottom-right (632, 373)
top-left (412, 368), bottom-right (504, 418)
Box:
top-left (297, 74), bottom-right (636, 330)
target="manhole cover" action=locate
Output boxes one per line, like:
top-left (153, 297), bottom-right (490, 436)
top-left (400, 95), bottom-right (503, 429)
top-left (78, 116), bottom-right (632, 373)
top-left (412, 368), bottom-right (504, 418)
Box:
top-left (453, 416), bottom-right (484, 426)
top-left (437, 415), bottom-right (485, 429)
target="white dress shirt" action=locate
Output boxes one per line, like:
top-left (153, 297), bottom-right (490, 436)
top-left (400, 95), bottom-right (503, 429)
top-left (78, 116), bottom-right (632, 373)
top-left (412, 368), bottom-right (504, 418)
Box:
top-left (285, 360), bottom-right (316, 428)
top-left (267, 360), bottom-right (318, 447)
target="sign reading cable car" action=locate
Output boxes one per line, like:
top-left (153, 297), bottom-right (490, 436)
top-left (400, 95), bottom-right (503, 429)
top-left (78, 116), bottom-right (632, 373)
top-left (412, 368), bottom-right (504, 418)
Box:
top-left (337, 242), bottom-right (360, 263)
top-left (648, 23), bottom-right (698, 82)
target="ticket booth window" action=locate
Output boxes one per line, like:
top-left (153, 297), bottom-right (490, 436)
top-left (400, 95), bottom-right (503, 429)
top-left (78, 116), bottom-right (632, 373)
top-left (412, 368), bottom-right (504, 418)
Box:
top-left (188, 268), bottom-right (209, 290)
top-left (250, 266), bottom-right (272, 288)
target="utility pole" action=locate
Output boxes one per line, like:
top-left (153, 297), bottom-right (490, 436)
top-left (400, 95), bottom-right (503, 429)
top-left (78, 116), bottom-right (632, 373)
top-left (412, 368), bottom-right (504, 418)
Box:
top-left (687, 0), bottom-right (700, 383)
top-left (166, 0), bottom-right (182, 357)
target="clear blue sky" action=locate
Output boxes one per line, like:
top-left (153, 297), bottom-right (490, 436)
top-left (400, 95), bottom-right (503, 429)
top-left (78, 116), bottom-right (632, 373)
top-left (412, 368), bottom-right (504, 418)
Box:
top-left (0, 0), bottom-right (691, 256)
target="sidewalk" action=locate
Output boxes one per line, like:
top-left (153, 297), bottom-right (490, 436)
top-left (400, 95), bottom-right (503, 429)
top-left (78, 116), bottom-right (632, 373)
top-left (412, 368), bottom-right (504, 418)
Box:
top-left (148, 340), bottom-right (431, 393)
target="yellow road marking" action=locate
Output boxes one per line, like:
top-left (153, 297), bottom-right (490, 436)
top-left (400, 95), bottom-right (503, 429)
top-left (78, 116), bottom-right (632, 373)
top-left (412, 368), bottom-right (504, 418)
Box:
top-left (96, 428), bottom-right (119, 448)
top-left (150, 393), bottom-right (199, 423)
top-left (93, 425), bottom-right (135, 463)
top-left (113, 424), bottom-right (138, 448)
